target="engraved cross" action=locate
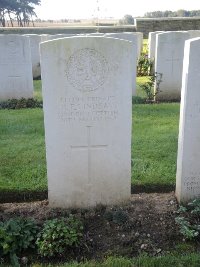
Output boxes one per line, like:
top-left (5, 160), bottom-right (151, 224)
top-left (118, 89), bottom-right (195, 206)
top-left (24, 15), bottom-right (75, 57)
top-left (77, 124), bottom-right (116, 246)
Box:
top-left (165, 51), bottom-right (180, 75)
top-left (71, 126), bottom-right (107, 184)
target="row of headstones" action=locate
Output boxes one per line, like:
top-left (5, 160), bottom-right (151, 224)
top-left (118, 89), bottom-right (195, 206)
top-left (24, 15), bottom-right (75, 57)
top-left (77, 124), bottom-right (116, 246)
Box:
top-left (39, 34), bottom-right (200, 208)
top-left (25, 32), bottom-right (144, 79)
top-left (2, 32), bottom-right (198, 207)
top-left (148, 30), bottom-right (200, 101)
top-left (148, 31), bottom-right (200, 202)
top-left (0, 32), bottom-right (143, 100)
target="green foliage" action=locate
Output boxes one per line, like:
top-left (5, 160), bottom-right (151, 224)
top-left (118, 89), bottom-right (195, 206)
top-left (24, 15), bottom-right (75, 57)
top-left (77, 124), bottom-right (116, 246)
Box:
top-left (33, 254), bottom-right (200, 266)
top-left (175, 217), bottom-right (199, 240)
top-left (104, 210), bottom-right (113, 222)
top-left (176, 199), bottom-right (200, 240)
top-left (137, 54), bottom-right (153, 77)
top-left (0, 217), bottom-right (38, 266)
top-left (36, 216), bottom-right (83, 257)
top-left (0, 0), bottom-right (40, 27)
top-left (138, 72), bottom-right (162, 102)
top-left (0, 98), bottom-right (43, 110)
top-left (132, 103), bottom-right (179, 188)
top-left (0, 102), bottom-right (180, 196)
top-left (188, 199), bottom-right (200, 214)
top-left (113, 210), bottom-right (129, 225)
top-left (119, 14), bottom-right (135, 25)
top-left (0, 108), bottom-right (47, 195)
top-left (144, 9), bottom-right (200, 18)
top-left (104, 210), bottom-right (129, 225)
top-left (33, 80), bottom-right (43, 101)
top-left (132, 96), bottom-right (146, 104)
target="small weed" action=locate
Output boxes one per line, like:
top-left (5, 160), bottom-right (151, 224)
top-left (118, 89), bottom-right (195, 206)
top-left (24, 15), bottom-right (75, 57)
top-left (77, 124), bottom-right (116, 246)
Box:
top-left (139, 72), bottom-right (162, 102)
top-left (137, 54), bottom-right (153, 77)
top-left (36, 215), bottom-right (83, 257)
top-left (104, 209), bottom-right (129, 225)
top-left (176, 199), bottom-right (200, 240)
top-left (0, 217), bottom-right (38, 266)
top-left (175, 217), bottom-right (199, 240)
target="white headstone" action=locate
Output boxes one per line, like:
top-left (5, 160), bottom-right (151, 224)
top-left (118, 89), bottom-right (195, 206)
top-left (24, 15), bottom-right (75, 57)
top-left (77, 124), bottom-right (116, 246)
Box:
top-left (45, 34), bottom-right (76, 41)
top-left (40, 34), bottom-right (51, 42)
top-left (0, 35), bottom-right (33, 100)
top-left (24, 34), bottom-right (41, 79)
top-left (148, 31), bottom-right (165, 75)
top-left (123, 32), bottom-right (143, 58)
top-left (87, 33), bottom-right (105, 36)
top-left (133, 32), bottom-right (143, 57)
top-left (148, 31), bottom-right (164, 60)
top-left (154, 31), bottom-right (190, 101)
top-left (176, 37), bottom-right (200, 203)
top-left (188, 30), bottom-right (200, 38)
top-left (40, 37), bottom-right (132, 208)
top-left (104, 33), bottom-right (137, 95)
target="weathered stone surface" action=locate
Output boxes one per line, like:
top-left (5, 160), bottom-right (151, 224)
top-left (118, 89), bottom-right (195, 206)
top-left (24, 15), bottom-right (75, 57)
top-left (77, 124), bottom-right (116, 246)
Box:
top-left (43, 34), bottom-right (76, 41)
top-left (124, 32), bottom-right (143, 57)
top-left (24, 34), bottom-right (41, 79)
top-left (40, 37), bottom-right (132, 208)
top-left (0, 34), bottom-right (33, 100)
top-left (176, 37), bottom-right (200, 203)
top-left (154, 31), bottom-right (190, 101)
top-left (148, 31), bottom-right (164, 60)
top-left (104, 33), bottom-right (137, 95)
top-left (188, 30), bottom-right (200, 38)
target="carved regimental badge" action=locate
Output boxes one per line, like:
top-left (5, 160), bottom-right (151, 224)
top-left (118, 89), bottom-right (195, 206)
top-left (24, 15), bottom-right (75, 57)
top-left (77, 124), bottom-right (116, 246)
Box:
top-left (66, 48), bottom-right (108, 92)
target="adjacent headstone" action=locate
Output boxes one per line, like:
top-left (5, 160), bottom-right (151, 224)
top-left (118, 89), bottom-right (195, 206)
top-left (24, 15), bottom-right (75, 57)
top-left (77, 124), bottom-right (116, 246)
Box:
top-left (40, 37), bottom-right (132, 208)
top-left (148, 31), bottom-right (164, 75)
top-left (154, 31), bottom-right (190, 101)
top-left (0, 35), bottom-right (33, 100)
top-left (122, 32), bottom-right (143, 58)
top-left (40, 34), bottom-right (51, 42)
top-left (104, 33), bottom-right (137, 95)
top-left (24, 34), bottom-right (41, 79)
top-left (87, 33), bottom-right (105, 36)
top-left (45, 34), bottom-right (75, 41)
top-left (176, 37), bottom-right (200, 203)
top-left (188, 30), bottom-right (200, 38)
top-left (148, 31), bottom-right (164, 60)
top-left (132, 32), bottom-right (143, 57)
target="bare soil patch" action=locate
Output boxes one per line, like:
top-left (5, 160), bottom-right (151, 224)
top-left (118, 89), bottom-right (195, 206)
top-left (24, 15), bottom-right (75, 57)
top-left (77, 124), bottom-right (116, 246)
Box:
top-left (0, 192), bottom-right (193, 262)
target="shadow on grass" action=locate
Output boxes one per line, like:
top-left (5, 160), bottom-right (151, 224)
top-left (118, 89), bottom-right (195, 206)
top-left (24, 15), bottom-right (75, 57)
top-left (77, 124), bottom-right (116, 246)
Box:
top-left (0, 184), bottom-right (175, 203)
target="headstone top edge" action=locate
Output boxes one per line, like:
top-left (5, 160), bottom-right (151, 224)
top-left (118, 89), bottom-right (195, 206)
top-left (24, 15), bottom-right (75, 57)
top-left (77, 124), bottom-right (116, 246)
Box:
top-left (40, 36), bottom-right (133, 47)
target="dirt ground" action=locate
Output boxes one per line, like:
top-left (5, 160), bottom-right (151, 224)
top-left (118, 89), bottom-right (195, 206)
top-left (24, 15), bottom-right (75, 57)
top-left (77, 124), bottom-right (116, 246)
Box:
top-left (0, 192), bottom-right (193, 262)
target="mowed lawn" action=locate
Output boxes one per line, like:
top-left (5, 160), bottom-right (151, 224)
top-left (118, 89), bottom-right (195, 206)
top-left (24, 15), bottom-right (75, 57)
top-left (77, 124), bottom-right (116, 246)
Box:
top-left (0, 79), bottom-right (180, 194)
top-left (132, 103), bottom-right (179, 190)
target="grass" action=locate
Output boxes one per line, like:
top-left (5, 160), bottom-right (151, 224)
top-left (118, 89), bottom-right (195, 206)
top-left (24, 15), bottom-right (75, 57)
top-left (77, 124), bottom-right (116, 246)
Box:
top-left (142, 38), bottom-right (148, 54)
top-left (28, 254), bottom-right (200, 267)
top-left (34, 77), bottom-right (150, 101)
top-left (136, 76), bottom-right (150, 98)
top-left (132, 103), bottom-right (179, 190)
top-left (34, 80), bottom-right (43, 101)
top-left (0, 108), bottom-right (47, 192)
top-left (0, 79), bottom-right (180, 197)
top-left (0, 38), bottom-right (192, 267)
